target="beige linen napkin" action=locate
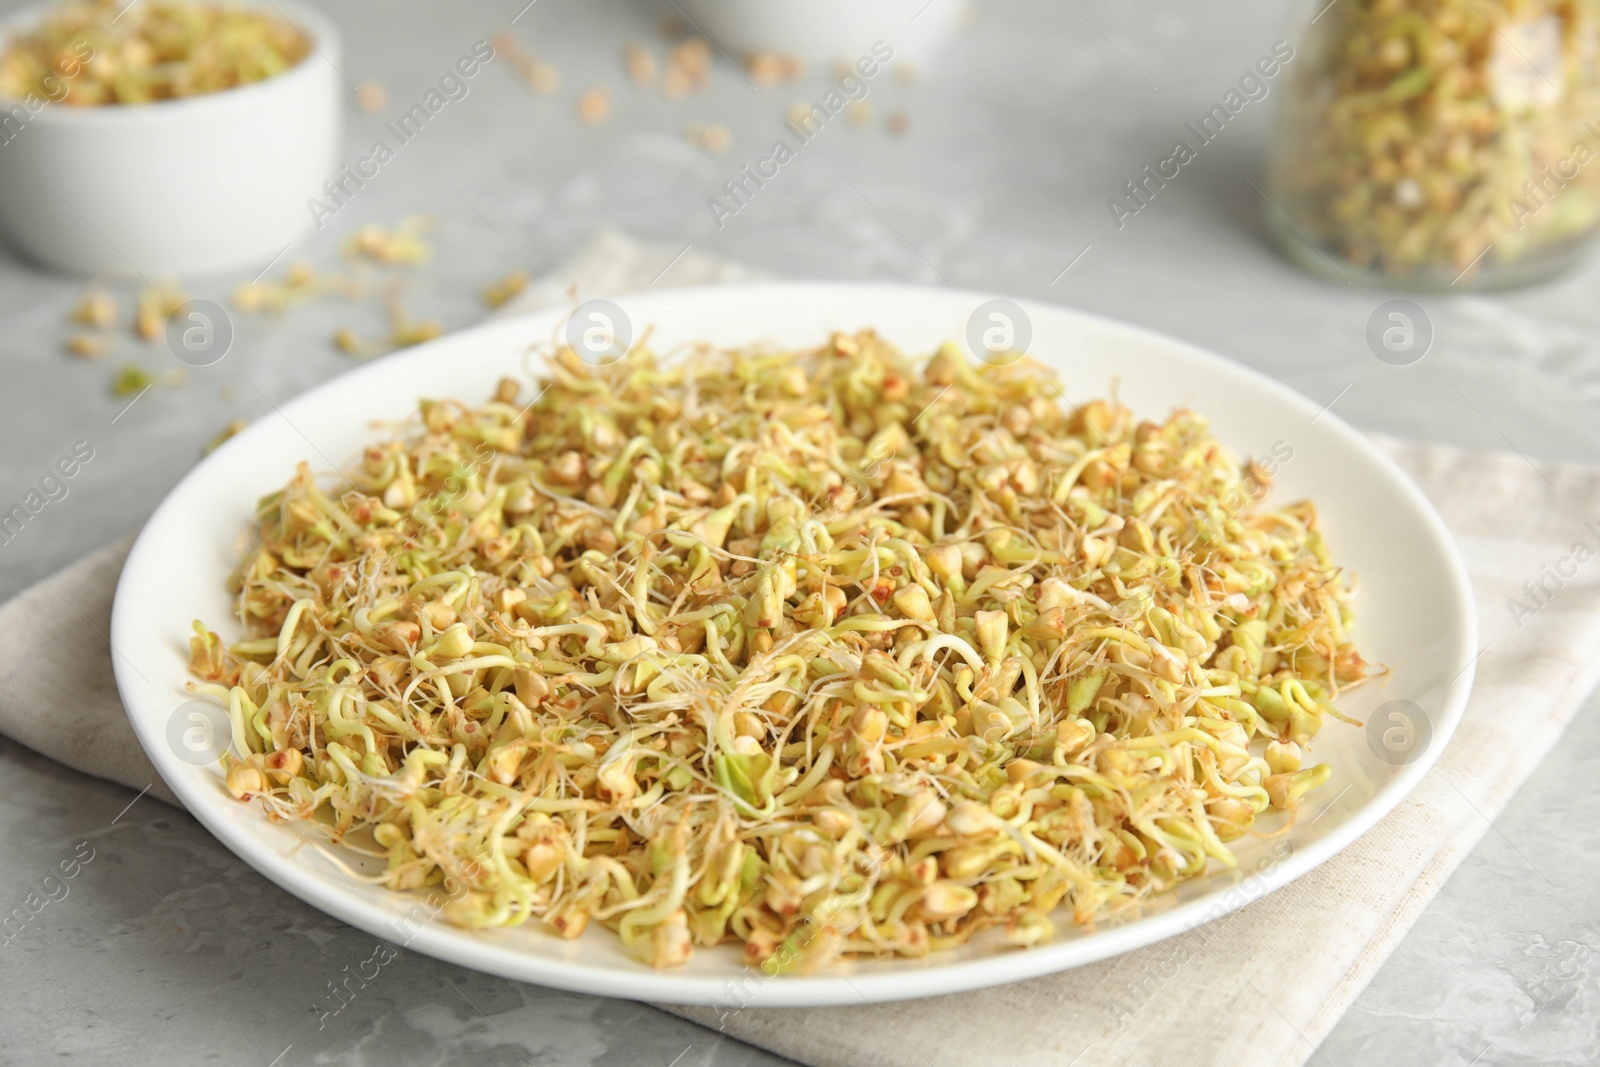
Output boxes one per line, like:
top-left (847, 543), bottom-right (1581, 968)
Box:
top-left (3, 233), bottom-right (1598, 1067)
top-left (0, 532), bottom-right (178, 807)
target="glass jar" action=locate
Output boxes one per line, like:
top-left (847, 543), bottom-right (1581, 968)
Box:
top-left (1266, 0), bottom-right (1600, 289)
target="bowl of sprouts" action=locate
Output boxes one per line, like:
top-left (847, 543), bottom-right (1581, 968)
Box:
top-left (0, 0), bottom-right (339, 277)
top-left (111, 283), bottom-right (1476, 1006)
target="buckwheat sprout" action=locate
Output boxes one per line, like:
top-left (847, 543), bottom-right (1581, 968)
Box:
top-left (187, 329), bottom-right (1369, 970)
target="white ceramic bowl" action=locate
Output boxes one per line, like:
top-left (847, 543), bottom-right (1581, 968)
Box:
top-left (112, 283), bottom-right (1477, 1006)
top-left (673, 0), bottom-right (962, 63)
top-left (0, 1), bottom-right (339, 277)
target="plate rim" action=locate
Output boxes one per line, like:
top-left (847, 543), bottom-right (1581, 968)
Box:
top-left (110, 280), bottom-right (1478, 1007)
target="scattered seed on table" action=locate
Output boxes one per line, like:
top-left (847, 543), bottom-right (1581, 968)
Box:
top-left (624, 42), bottom-right (657, 88)
top-left (577, 85), bottom-right (612, 125)
top-left (357, 80), bottom-right (387, 113)
top-left (66, 334), bottom-right (107, 359)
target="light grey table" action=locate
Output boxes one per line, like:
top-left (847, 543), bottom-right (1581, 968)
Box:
top-left (2, 0), bottom-right (1597, 1064)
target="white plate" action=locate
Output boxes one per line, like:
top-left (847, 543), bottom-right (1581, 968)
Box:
top-left (111, 283), bottom-right (1477, 1007)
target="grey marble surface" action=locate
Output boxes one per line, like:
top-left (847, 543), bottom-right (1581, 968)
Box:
top-left (1, 0), bottom-right (1597, 1063)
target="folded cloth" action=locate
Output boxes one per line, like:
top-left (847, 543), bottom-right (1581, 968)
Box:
top-left (4, 232), bottom-right (1597, 1067)
top-left (0, 532), bottom-right (177, 807)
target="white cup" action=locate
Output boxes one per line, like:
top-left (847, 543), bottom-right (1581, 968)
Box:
top-left (0, 0), bottom-right (340, 278)
top-left (672, 0), bottom-right (963, 63)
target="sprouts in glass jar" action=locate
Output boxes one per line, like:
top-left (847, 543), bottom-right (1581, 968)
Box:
top-left (1267, 0), bottom-right (1600, 289)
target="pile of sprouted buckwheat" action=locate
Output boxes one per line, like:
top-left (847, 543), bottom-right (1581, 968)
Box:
top-left (0, 0), bottom-right (309, 105)
top-left (187, 330), bottom-right (1368, 972)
